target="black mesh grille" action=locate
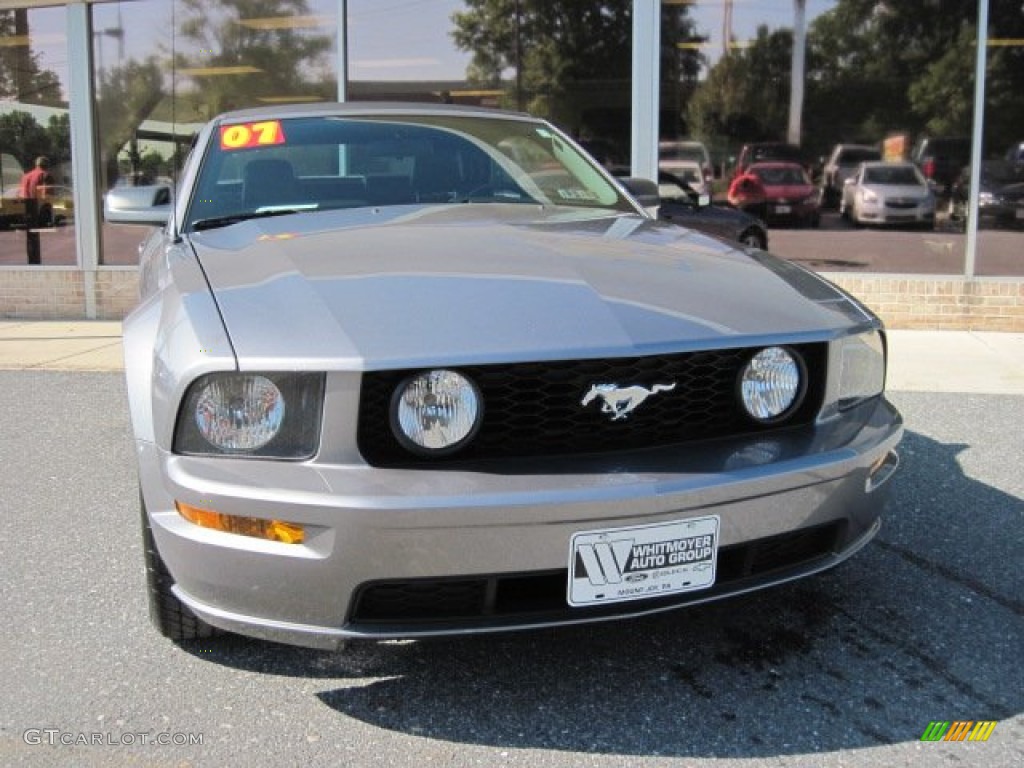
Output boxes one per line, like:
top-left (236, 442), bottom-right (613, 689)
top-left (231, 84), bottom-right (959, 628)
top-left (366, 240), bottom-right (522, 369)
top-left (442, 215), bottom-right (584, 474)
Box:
top-left (356, 343), bottom-right (827, 466)
top-left (349, 522), bottom-right (844, 628)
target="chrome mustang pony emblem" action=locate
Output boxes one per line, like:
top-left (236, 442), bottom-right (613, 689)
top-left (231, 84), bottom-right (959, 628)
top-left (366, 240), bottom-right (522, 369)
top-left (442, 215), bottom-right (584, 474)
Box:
top-left (581, 382), bottom-right (677, 421)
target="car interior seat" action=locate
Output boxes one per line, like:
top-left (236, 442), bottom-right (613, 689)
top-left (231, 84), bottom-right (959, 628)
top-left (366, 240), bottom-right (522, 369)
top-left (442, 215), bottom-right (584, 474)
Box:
top-left (242, 158), bottom-right (301, 209)
top-left (413, 152), bottom-right (463, 202)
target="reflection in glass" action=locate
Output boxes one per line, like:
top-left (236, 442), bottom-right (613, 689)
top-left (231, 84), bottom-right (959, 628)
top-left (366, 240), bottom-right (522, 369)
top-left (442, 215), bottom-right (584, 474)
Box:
top-left (94, 0), bottom-right (337, 264)
top-left (0, 7), bottom-right (73, 267)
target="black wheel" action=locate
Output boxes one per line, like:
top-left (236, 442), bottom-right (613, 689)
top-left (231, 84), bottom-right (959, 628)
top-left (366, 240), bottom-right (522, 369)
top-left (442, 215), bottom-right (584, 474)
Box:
top-left (140, 491), bottom-right (221, 641)
top-left (738, 228), bottom-right (767, 250)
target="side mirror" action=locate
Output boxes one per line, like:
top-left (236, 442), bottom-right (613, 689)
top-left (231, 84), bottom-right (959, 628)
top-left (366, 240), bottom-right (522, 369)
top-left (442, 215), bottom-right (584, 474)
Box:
top-left (616, 177), bottom-right (660, 210)
top-left (104, 184), bottom-right (172, 226)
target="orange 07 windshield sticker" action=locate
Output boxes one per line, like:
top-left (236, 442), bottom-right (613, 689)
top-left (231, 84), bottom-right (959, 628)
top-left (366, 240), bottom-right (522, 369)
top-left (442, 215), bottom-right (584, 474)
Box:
top-left (219, 121), bottom-right (286, 150)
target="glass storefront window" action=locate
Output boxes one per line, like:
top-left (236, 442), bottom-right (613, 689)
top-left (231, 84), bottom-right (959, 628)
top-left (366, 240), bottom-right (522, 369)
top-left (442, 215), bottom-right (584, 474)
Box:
top-left (659, 0), bottom-right (1022, 279)
top-left (2, 1), bottom-right (1017, 277)
top-left (94, 0), bottom-right (337, 264)
top-left (0, 7), bottom-right (74, 267)
top-left (350, 1), bottom-right (632, 168)
top-left (976, 7), bottom-right (1024, 277)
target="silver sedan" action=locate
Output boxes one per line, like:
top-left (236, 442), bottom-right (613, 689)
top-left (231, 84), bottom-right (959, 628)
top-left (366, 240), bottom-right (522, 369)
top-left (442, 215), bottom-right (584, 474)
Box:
top-left (841, 161), bottom-right (936, 228)
top-left (108, 103), bottom-right (902, 650)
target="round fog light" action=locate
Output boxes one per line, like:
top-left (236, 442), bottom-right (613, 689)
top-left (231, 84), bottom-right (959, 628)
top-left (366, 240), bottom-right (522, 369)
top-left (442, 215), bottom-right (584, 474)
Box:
top-left (739, 347), bottom-right (803, 422)
top-left (392, 369), bottom-right (482, 454)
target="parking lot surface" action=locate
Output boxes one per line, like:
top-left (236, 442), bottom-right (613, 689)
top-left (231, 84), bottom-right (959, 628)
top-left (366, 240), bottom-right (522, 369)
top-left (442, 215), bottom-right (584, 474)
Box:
top-left (0, 370), bottom-right (1020, 768)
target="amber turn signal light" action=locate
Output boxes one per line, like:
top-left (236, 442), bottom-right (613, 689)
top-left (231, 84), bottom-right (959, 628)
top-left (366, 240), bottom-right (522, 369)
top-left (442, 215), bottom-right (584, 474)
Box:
top-left (175, 501), bottom-right (305, 544)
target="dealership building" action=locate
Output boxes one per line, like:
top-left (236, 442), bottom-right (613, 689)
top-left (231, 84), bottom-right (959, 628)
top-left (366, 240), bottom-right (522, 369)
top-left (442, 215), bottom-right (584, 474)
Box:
top-left (0, 0), bottom-right (1021, 329)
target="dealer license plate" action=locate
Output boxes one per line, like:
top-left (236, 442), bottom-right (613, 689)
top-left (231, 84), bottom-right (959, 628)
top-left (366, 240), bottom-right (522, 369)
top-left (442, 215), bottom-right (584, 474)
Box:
top-left (773, 204), bottom-right (791, 214)
top-left (568, 516), bottom-right (719, 607)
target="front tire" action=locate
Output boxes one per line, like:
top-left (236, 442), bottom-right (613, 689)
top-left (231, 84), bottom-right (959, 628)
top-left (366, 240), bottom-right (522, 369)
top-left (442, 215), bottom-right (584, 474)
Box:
top-left (140, 491), bottom-right (221, 641)
top-left (738, 228), bottom-right (767, 250)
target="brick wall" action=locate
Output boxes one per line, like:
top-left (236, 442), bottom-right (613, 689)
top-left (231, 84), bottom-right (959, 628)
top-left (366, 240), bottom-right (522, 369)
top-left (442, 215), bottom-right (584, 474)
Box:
top-left (823, 274), bottom-right (1024, 332)
top-left (0, 268), bottom-right (138, 320)
top-left (3, 267), bottom-right (1024, 331)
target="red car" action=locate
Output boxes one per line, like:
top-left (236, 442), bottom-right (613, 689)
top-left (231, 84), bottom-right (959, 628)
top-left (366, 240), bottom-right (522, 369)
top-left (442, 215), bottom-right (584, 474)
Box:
top-left (747, 162), bottom-right (821, 227)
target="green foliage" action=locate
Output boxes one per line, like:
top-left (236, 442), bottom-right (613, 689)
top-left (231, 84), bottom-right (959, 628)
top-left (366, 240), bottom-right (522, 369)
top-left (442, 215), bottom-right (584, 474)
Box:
top-left (688, 0), bottom-right (1024, 159)
top-left (176, 0), bottom-right (334, 117)
top-left (0, 10), bottom-right (62, 105)
top-left (45, 114), bottom-right (71, 168)
top-left (452, 0), bottom-right (635, 117)
top-left (96, 57), bottom-right (167, 188)
top-left (0, 111), bottom-right (54, 169)
top-left (686, 26), bottom-right (792, 146)
top-left (451, 1), bottom-right (699, 149)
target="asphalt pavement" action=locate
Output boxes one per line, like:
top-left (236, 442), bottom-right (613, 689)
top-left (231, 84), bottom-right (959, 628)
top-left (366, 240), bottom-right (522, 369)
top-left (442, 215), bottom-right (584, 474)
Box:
top-left (0, 322), bottom-right (1021, 768)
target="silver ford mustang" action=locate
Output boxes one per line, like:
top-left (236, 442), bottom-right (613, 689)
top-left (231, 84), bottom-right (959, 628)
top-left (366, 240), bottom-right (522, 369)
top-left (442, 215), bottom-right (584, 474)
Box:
top-left (108, 103), bottom-right (902, 649)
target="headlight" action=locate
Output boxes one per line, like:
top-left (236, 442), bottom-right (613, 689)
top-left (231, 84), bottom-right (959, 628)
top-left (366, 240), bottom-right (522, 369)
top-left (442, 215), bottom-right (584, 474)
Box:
top-left (174, 372), bottom-right (324, 458)
top-left (978, 191), bottom-right (996, 206)
top-left (838, 331), bottom-right (886, 409)
top-left (739, 347), bottom-right (805, 422)
top-left (391, 369), bottom-right (482, 455)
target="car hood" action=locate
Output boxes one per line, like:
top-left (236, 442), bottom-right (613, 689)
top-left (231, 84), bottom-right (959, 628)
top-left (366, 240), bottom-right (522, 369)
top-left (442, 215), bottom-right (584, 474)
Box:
top-left (189, 205), bottom-right (870, 370)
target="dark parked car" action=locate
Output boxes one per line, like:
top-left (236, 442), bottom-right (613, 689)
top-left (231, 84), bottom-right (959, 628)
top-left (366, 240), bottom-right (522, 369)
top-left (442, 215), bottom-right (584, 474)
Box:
top-left (948, 163), bottom-right (1024, 230)
top-left (617, 171), bottom-right (768, 249)
top-left (657, 173), bottom-right (768, 249)
top-left (1004, 141), bottom-right (1024, 171)
top-left (820, 144), bottom-right (882, 209)
top-left (911, 136), bottom-right (970, 195)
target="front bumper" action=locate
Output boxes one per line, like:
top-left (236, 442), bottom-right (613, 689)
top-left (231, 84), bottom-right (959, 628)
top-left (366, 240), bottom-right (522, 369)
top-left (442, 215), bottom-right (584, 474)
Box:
top-left (765, 200), bottom-right (819, 224)
top-left (858, 201), bottom-right (935, 225)
top-left (137, 397), bottom-right (902, 649)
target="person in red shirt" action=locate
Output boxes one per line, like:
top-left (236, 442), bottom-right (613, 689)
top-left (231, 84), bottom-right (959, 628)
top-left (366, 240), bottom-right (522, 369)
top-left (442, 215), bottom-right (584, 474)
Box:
top-left (20, 156), bottom-right (53, 200)
top-left (19, 156), bottom-right (54, 265)
top-left (727, 169), bottom-right (767, 220)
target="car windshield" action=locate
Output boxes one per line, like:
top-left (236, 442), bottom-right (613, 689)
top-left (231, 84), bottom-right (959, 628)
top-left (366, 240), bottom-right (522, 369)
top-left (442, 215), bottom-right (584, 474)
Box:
top-left (863, 166), bottom-right (923, 185)
top-left (752, 146), bottom-right (802, 163)
top-left (185, 113), bottom-right (633, 231)
top-left (753, 166), bottom-right (808, 185)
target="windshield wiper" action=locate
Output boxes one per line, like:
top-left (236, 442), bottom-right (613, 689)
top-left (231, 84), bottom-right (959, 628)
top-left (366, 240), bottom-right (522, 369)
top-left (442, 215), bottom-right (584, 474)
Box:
top-left (191, 206), bottom-right (316, 232)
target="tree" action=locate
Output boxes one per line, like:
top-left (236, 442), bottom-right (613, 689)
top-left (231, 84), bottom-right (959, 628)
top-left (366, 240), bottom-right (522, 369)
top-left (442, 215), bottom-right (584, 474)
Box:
top-left (0, 10), bottom-right (62, 105)
top-left (45, 114), bottom-right (71, 170)
top-left (689, 0), bottom-right (1024, 162)
top-left (175, 0), bottom-right (334, 117)
top-left (452, 0), bottom-right (635, 119)
top-left (0, 111), bottom-right (53, 169)
top-left (452, 1), bottom-right (699, 146)
top-left (686, 26), bottom-right (793, 147)
top-left (95, 58), bottom-right (167, 189)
